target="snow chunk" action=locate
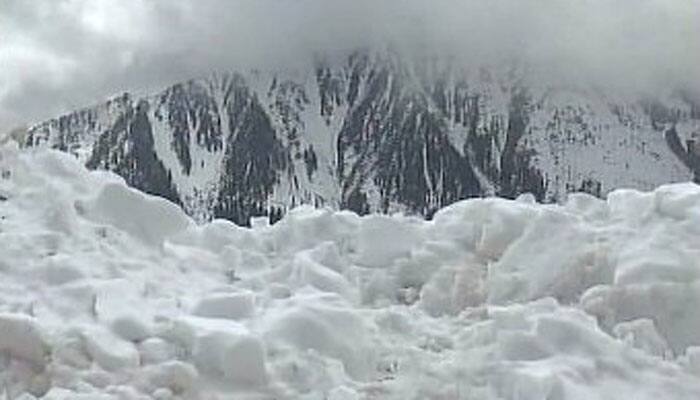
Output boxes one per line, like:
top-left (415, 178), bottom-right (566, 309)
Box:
top-left (564, 192), bottom-right (609, 220)
top-left (144, 360), bottom-right (198, 394)
top-left (191, 291), bottom-right (256, 320)
top-left (488, 208), bottom-right (603, 304)
top-left (613, 246), bottom-right (699, 286)
top-left (172, 219), bottom-right (250, 254)
top-left (308, 241), bottom-right (345, 273)
top-left (614, 318), bottom-right (670, 358)
top-left (267, 283), bottom-right (292, 299)
top-left (477, 200), bottom-right (537, 260)
top-left (272, 206), bottom-right (358, 253)
top-left (357, 215), bottom-right (422, 268)
top-left (420, 260), bottom-right (486, 316)
top-left (52, 330), bottom-right (92, 369)
top-left (0, 313), bottom-right (49, 366)
top-left (110, 314), bottom-right (153, 342)
top-left (653, 183), bottom-right (700, 220)
top-left (166, 317), bottom-right (268, 386)
top-left (681, 347), bottom-right (700, 377)
top-left (42, 388), bottom-right (117, 400)
top-left (14, 394), bottom-right (38, 400)
top-left (138, 337), bottom-right (177, 365)
top-left (219, 335), bottom-right (268, 386)
top-left (83, 182), bottom-right (190, 247)
top-left (581, 282), bottom-right (700, 354)
top-left (290, 251), bottom-right (352, 297)
top-left (264, 299), bottom-right (374, 381)
top-left (250, 215), bottom-right (270, 229)
top-left (328, 386), bottom-right (360, 400)
top-left (83, 328), bottom-right (140, 371)
top-left (606, 188), bottom-right (656, 222)
top-left (429, 200), bottom-right (484, 250)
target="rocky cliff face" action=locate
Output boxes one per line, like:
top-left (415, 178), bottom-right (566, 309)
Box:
top-left (24, 50), bottom-right (700, 225)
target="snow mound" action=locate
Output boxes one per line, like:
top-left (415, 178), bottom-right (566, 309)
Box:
top-left (1, 144), bottom-right (700, 399)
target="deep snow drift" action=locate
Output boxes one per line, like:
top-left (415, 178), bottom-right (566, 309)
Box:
top-left (1, 143), bottom-right (700, 399)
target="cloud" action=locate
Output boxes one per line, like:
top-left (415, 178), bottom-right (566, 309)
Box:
top-left (1, 0), bottom-right (699, 130)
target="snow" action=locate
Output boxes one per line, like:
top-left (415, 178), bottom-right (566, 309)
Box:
top-left (138, 338), bottom-right (177, 366)
top-left (0, 313), bottom-right (49, 366)
top-left (191, 292), bottom-right (256, 320)
top-left (2, 143), bottom-right (700, 399)
top-left (82, 327), bottom-right (141, 371)
top-left (82, 181), bottom-right (192, 248)
top-left (111, 314), bottom-right (153, 342)
top-left (357, 215), bottom-right (423, 268)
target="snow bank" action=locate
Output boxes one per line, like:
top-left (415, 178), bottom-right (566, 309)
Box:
top-left (2, 144), bottom-right (700, 399)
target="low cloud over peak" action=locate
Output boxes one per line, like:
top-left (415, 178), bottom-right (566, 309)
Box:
top-left (1, 0), bottom-right (699, 129)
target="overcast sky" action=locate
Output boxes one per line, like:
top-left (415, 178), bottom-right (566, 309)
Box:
top-left (1, 0), bottom-right (699, 130)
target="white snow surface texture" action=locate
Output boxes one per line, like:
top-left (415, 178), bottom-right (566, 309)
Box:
top-left (1, 143), bottom-right (700, 399)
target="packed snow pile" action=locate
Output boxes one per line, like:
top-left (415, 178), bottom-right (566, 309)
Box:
top-left (1, 143), bottom-right (700, 399)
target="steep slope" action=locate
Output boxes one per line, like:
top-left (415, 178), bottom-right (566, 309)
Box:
top-left (24, 50), bottom-right (700, 224)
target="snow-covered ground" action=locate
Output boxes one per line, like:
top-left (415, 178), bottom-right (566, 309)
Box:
top-left (1, 142), bottom-right (700, 399)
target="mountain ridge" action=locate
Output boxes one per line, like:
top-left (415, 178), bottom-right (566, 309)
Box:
top-left (23, 50), bottom-right (700, 225)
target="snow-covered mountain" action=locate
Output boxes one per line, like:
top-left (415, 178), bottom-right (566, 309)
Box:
top-left (23, 50), bottom-right (700, 225)
top-left (2, 143), bottom-right (700, 398)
